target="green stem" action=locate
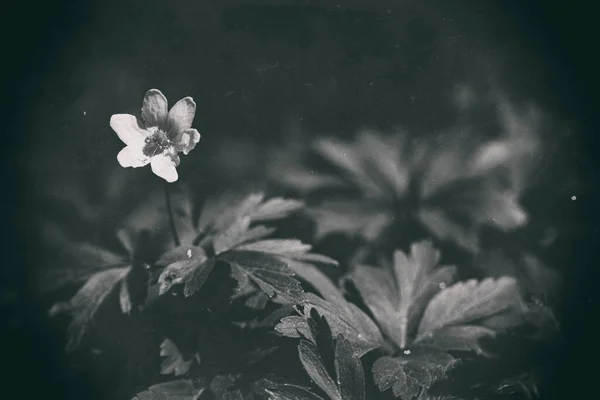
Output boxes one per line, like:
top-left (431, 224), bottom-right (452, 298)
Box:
top-left (164, 183), bottom-right (181, 247)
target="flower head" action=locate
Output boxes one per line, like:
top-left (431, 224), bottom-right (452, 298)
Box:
top-left (110, 89), bottom-right (201, 182)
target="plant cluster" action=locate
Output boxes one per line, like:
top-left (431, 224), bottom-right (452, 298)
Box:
top-left (40, 89), bottom-right (562, 400)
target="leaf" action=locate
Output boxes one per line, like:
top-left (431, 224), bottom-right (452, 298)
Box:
top-left (297, 318), bottom-right (367, 400)
top-left (417, 277), bottom-right (523, 339)
top-left (291, 253), bottom-right (339, 266)
top-left (210, 375), bottom-right (239, 399)
top-left (38, 231), bottom-right (130, 294)
top-left (271, 165), bottom-right (347, 194)
top-left (210, 193), bottom-right (265, 232)
top-left (237, 239), bottom-right (312, 256)
top-left (372, 349), bottom-right (457, 400)
top-left (50, 266), bottom-right (131, 351)
top-left (250, 197), bottom-right (304, 221)
top-left (259, 381), bottom-right (325, 400)
top-left (350, 266), bottom-right (402, 345)
top-left (334, 335), bottom-right (365, 400)
top-left (480, 251), bottom-right (562, 304)
top-left (244, 291), bottom-right (270, 309)
top-left (307, 203), bottom-right (392, 240)
top-left (237, 239), bottom-right (338, 279)
top-left (417, 209), bottom-right (480, 253)
top-left (160, 338), bottom-right (192, 376)
top-left (58, 240), bottom-right (128, 270)
top-left (38, 266), bottom-right (106, 295)
top-left (157, 247), bottom-right (211, 295)
top-left (275, 315), bottom-right (312, 339)
top-left (299, 340), bottom-right (342, 400)
top-left (269, 128), bottom-right (533, 251)
top-left (413, 325), bottom-right (497, 355)
top-left (119, 278), bottom-right (132, 314)
top-left (213, 216), bottom-right (252, 255)
top-left (236, 305), bottom-right (296, 330)
top-left (466, 188), bottom-right (527, 230)
top-left (350, 241), bottom-right (457, 349)
top-left (313, 137), bottom-right (385, 198)
top-left (356, 131), bottom-right (410, 198)
top-left (220, 250), bottom-right (305, 304)
top-left (184, 258), bottom-right (216, 297)
top-left (302, 293), bottom-right (382, 357)
top-left (273, 260), bottom-right (381, 356)
top-left (156, 245), bottom-right (206, 267)
top-left (209, 192), bottom-right (303, 233)
top-left (133, 380), bottom-right (204, 400)
top-left (309, 309), bottom-right (337, 382)
top-left (421, 178), bottom-right (528, 252)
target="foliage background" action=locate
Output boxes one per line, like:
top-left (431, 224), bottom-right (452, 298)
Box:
top-left (3, 0), bottom-right (599, 398)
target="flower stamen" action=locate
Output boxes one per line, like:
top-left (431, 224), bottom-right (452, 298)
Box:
top-left (143, 130), bottom-right (172, 157)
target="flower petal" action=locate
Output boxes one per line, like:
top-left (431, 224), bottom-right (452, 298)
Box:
top-left (110, 114), bottom-right (149, 147)
top-left (141, 89), bottom-right (168, 127)
top-left (164, 97), bottom-right (196, 138)
top-left (117, 146), bottom-right (150, 168)
top-left (151, 154), bottom-right (179, 183)
top-left (174, 128), bottom-right (201, 155)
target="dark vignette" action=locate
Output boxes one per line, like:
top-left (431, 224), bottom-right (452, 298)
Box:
top-left (3, 0), bottom-right (599, 398)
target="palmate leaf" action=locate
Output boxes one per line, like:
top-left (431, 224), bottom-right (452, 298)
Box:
top-left (358, 245), bottom-right (533, 398)
top-left (156, 193), bottom-right (307, 302)
top-left (269, 127), bottom-right (533, 252)
top-left (42, 189), bottom-right (176, 351)
top-left (49, 266), bottom-right (131, 351)
top-left (350, 241), bottom-right (457, 350)
top-left (132, 379), bottom-right (205, 400)
top-left (156, 195), bottom-right (340, 308)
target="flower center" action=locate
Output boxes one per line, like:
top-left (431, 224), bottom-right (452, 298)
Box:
top-left (142, 130), bottom-right (172, 157)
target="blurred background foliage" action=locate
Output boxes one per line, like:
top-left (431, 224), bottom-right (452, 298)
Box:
top-left (3, 0), bottom-right (599, 399)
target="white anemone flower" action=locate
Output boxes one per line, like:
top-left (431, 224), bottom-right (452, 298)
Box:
top-left (110, 89), bottom-right (201, 183)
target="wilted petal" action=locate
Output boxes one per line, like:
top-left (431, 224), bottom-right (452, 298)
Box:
top-left (165, 97), bottom-right (196, 138)
top-left (174, 128), bottom-right (201, 155)
top-left (141, 89), bottom-right (168, 127)
top-left (110, 114), bottom-right (148, 147)
top-left (117, 146), bottom-right (151, 168)
top-left (151, 153), bottom-right (179, 182)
